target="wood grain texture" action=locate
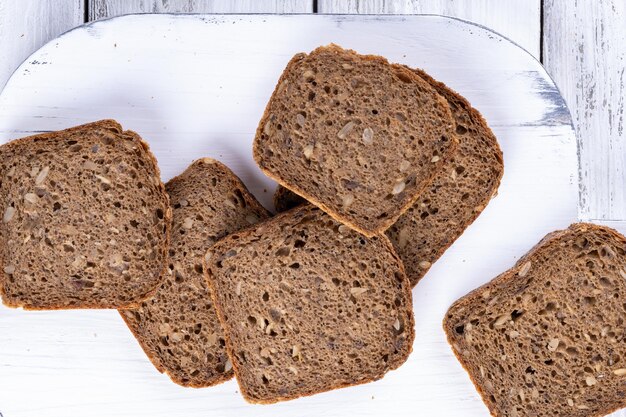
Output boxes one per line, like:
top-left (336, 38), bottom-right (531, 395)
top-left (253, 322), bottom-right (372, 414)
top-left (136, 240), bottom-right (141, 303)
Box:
top-left (318, 0), bottom-right (541, 59)
top-left (88, 0), bottom-right (313, 20)
top-left (544, 0), bottom-right (626, 223)
top-left (0, 0), bottom-right (84, 90)
top-left (0, 14), bottom-right (577, 417)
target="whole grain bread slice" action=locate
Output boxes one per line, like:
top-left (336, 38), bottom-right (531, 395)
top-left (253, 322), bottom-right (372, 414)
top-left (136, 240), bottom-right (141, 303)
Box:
top-left (204, 204), bottom-right (415, 403)
top-left (444, 223), bottom-right (626, 417)
top-left (254, 44), bottom-right (457, 237)
top-left (121, 157), bottom-right (271, 387)
top-left (274, 67), bottom-right (503, 287)
top-left (0, 120), bottom-right (171, 309)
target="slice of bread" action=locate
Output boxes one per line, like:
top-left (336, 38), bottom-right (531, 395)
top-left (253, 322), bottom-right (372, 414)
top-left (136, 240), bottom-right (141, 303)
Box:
top-left (204, 205), bottom-right (415, 403)
top-left (386, 67), bottom-right (503, 286)
top-left (444, 223), bottom-right (626, 417)
top-left (254, 44), bottom-right (457, 237)
top-left (121, 158), bottom-right (271, 387)
top-left (0, 120), bottom-right (171, 309)
top-left (272, 67), bottom-right (502, 286)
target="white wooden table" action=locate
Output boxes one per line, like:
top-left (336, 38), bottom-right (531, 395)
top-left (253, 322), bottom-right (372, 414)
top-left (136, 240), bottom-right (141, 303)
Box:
top-left (0, 1), bottom-right (624, 416)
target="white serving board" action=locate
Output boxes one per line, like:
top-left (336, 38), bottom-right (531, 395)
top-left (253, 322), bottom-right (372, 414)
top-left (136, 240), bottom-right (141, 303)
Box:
top-left (0, 14), bottom-right (585, 417)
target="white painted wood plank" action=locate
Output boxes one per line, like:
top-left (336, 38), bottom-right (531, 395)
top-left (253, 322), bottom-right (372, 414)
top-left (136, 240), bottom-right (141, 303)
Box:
top-left (318, 0), bottom-right (541, 59)
top-left (0, 0), bottom-right (84, 90)
top-left (89, 0), bottom-right (313, 19)
top-left (544, 0), bottom-right (626, 223)
top-left (0, 14), bottom-right (577, 417)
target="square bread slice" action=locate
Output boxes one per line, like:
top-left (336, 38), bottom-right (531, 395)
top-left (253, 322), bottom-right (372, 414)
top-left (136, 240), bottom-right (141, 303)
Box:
top-left (121, 158), bottom-right (271, 387)
top-left (204, 205), bottom-right (415, 403)
top-left (444, 223), bottom-right (626, 417)
top-left (0, 120), bottom-right (171, 309)
top-left (274, 66), bottom-right (503, 286)
top-left (254, 44), bottom-right (458, 237)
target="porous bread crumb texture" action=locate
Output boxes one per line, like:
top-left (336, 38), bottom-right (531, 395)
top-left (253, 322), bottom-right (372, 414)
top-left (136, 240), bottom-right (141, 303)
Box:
top-left (444, 223), bottom-right (626, 417)
top-left (121, 158), bottom-right (271, 387)
top-left (273, 67), bottom-right (503, 287)
top-left (0, 120), bottom-right (171, 309)
top-left (386, 67), bottom-right (503, 286)
top-left (204, 205), bottom-right (415, 403)
top-left (254, 44), bottom-right (457, 237)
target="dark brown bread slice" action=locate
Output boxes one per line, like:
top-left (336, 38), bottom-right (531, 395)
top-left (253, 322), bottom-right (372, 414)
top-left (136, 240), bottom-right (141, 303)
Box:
top-left (254, 44), bottom-right (457, 237)
top-left (0, 120), bottom-right (171, 309)
top-left (121, 158), bottom-right (271, 387)
top-left (444, 223), bottom-right (626, 417)
top-left (274, 67), bottom-right (503, 286)
top-left (386, 67), bottom-right (503, 286)
top-left (204, 205), bottom-right (415, 403)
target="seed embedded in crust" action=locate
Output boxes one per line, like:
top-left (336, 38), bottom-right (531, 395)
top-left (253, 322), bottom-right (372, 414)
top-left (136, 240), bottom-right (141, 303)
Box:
top-left (263, 120), bottom-right (272, 136)
top-left (303, 144), bottom-right (314, 159)
top-left (337, 225), bottom-right (350, 235)
top-left (392, 181), bottom-right (406, 195)
top-left (585, 376), bottom-right (597, 386)
top-left (567, 398), bottom-right (574, 407)
top-left (350, 287), bottom-right (368, 297)
top-left (393, 318), bottom-right (401, 331)
top-left (518, 261), bottom-right (532, 277)
top-left (235, 281), bottom-right (242, 296)
top-left (303, 70), bottom-right (315, 80)
top-left (362, 127), bottom-right (374, 145)
top-left (296, 113), bottom-right (306, 127)
top-left (224, 360), bottom-right (233, 372)
top-left (494, 314), bottom-right (510, 327)
top-left (35, 166), bottom-right (50, 185)
top-left (292, 345), bottom-right (301, 359)
top-left (337, 121), bottom-right (355, 139)
top-left (342, 63), bottom-right (353, 70)
top-left (613, 368), bottom-right (626, 376)
top-left (418, 260), bottom-right (431, 269)
top-left (547, 338), bottom-right (559, 351)
top-left (431, 155), bottom-right (440, 163)
top-left (399, 160), bottom-right (410, 172)
top-left (3, 265), bottom-right (16, 274)
top-left (3, 206), bottom-right (15, 223)
top-left (182, 217), bottom-right (194, 230)
top-left (342, 194), bottom-right (354, 208)
top-left (288, 366), bottom-right (298, 375)
top-left (23, 193), bottom-right (38, 204)
top-left (95, 175), bottom-right (111, 185)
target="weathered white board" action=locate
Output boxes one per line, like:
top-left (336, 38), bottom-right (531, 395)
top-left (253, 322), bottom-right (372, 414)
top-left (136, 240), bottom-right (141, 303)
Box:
top-left (318, 0), bottom-right (542, 60)
top-left (0, 14), bottom-right (579, 417)
top-left (544, 0), bottom-right (626, 225)
top-left (0, 0), bottom-right (84, 90)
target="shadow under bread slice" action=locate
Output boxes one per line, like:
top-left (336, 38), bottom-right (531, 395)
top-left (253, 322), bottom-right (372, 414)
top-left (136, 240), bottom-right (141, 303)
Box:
top-left (120, 158), bottom-right (271, 387)
top-left (204, 204), bottom-right (415, 403)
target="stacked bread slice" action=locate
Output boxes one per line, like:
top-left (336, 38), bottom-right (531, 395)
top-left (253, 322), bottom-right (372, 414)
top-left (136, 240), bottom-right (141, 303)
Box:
top-left (0, 44), bottom-right (508, 405)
